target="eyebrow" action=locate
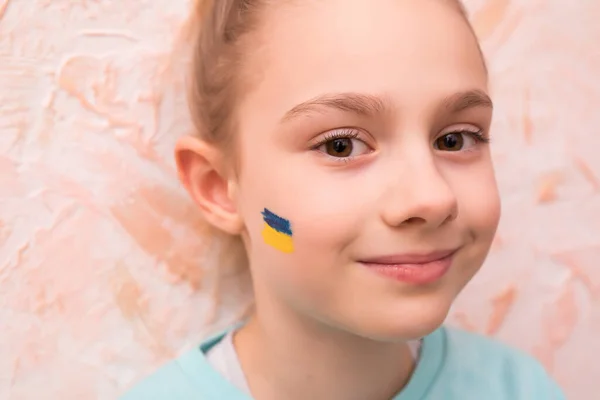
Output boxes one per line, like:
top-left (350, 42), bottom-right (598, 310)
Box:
top-left (281, 92), bottom-right (389, 123)
top-left (280, 89), bottom-right (493, 123)
top-left (443, 89), bottom-right (493, 113)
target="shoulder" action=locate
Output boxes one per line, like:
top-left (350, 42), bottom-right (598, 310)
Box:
top-left (433, 327), bottom-right (566, 399)
top-left (119, 330), bottom-right (245, 400)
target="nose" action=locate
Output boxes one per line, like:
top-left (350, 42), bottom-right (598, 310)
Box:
top-left (380, 157), bottom-right (458, 230)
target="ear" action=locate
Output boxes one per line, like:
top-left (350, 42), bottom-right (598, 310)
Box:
top-left (175, 135), bottom-right (244, 235)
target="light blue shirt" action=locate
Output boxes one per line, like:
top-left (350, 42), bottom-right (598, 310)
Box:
top-left (121, 326), bottom-right (566, 399)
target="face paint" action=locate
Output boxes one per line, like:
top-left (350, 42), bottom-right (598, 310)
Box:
top-left (261, 208), bottom-right (294, 253)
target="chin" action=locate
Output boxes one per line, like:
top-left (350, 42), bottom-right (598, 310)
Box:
top-left (347, 292), bottom-right (456, 342)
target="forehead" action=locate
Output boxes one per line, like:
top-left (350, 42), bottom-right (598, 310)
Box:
top-left (241, 0), bottom-right (487, 120)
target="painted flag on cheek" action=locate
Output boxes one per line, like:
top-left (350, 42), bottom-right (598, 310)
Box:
top-left (261, 208), bottom-right (294, 253)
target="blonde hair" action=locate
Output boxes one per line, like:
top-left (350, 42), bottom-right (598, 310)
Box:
top-left (188, 0), bottom-right (475, 146)
top-left (188, 0), bottom-right (269, 150)
top-left (187, 0), bottom-right (479, 311)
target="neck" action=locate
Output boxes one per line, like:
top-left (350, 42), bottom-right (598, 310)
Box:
top-left (234, 304), bottom-right (415, 400)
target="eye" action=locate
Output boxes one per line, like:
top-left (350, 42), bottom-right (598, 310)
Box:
top-left (321, 137), bottom-right (368, 158)
top-left (434, 130), bottom-right (488, 152)
top-left (314, 129), bottom-right (372, 159)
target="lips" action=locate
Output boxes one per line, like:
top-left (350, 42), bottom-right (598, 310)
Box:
top-left (360, 249), bottom-right (458, 265)
top-left (359, 248), bottom-right (459, 285)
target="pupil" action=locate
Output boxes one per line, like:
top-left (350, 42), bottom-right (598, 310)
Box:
top-left (325, 137), bottom-right (354, 157)
top-left (444, 134), bottom-right (458, 148)
top-left (332, 139), bottom-right (349, 154)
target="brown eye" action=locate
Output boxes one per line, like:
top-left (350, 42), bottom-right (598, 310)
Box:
top-left (435, 132), bottom-right (465, 151)
top-left (325, 138), bottom-right (353, 157)
top-left (316, 134), bottom-right (371, 159)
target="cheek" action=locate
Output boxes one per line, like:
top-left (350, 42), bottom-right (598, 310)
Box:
top-left (237, 170), bottom-right (366, 307)
top-left (239, 155), bottom-right (360, 245)
top-left (238, 158), bottom-right (367, 278)
top-left (292, 191), bottom-right (362, 254)
top-left (454, 164), bottom-right (501, 239)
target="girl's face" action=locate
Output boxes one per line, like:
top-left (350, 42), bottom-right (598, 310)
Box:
top-left (233, 0), bottom-right (500, 340)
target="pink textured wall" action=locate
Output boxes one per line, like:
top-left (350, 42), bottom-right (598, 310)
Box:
top-left (0, 0), bottom-right (598, 398)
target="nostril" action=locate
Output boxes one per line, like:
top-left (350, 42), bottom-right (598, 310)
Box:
top-left (442, 212), bottom-right (457, 225)
top-left (402, 217), bottom-right (426, 225)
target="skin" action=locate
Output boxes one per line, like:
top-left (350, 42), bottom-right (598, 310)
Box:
top-left (176, 0), bottom-right (501, 399)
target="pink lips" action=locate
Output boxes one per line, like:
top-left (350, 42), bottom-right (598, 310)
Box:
top-left (359, 249), bottom-right (458, 285)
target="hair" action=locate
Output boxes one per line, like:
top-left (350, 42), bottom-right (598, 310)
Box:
top-left (189, 0), bottom-right (268, 152)
top-left (187, 0), bottom-right (481, 303)
top-left (188, 0), bottom-right (477, 148)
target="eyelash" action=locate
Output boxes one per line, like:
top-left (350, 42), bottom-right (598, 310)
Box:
top-left (311, 128), bottom-right (371, 163)
top-left (310, 127), bottom-right (490, 163)
top-left (440, 129), bottom-right (491, 150)
top-left (310, 128), bottom-right (362, 150)
top-left (453, 129), bottom-right (490, 144)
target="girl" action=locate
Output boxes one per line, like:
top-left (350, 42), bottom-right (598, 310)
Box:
top-left (123, 0), bottom-right (565, 398)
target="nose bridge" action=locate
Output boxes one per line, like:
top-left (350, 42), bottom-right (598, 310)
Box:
top-left (381, 145), bottom-right (457, 228)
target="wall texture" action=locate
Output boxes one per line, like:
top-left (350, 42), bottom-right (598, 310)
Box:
top-left (0, 0), bottom-right (598, 398)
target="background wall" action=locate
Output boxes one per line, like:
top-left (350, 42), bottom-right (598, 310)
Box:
top-left (0, 0), bottom-right (598, 398)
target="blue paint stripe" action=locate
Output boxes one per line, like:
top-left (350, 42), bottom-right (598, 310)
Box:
top-left (262, 208), bottom-right (292, 236)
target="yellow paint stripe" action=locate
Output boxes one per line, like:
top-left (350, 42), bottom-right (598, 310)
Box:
top-left (262, 223), bottom-right (294, 253)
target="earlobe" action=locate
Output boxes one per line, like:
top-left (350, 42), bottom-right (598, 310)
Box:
top-left (174, 136), bottom-right (244, 235)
